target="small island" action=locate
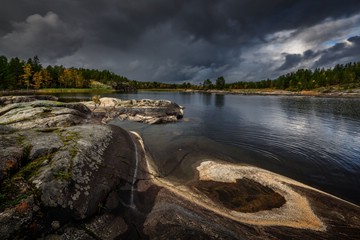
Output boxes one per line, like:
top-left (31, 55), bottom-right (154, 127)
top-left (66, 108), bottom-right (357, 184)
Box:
top-left (0, 95), bottom-right (359, 239)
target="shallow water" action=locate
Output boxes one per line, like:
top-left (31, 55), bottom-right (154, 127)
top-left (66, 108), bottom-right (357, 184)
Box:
top-left (57, 91), bottom-right (360, 205)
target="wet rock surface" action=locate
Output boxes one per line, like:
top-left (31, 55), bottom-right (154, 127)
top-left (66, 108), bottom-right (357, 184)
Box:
top-left (1, 95), bottom-right (360, 239)
top-left (193, 178), bottom-right (286, 213)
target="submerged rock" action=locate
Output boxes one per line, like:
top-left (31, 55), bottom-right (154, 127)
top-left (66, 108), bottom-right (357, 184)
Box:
top-left (193, 178), bottom-right (286, 213)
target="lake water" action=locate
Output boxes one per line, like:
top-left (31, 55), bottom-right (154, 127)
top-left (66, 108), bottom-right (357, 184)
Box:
top-left (57, 92), bottom-right (360, 205)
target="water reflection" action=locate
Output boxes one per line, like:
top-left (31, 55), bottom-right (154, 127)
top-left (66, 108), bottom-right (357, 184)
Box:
top-left (201, 93), bottom-right (213, 106)
top-left (279, 97), bottom-right (360, 121)
top-left (215, 94), bottom-right (225, 108)
top-left (55, 91), bottom-right (360, 205)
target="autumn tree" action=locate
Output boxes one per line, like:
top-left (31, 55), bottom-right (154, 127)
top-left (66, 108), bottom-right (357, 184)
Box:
top-left (31, 69), bottom-right (49, 89)
top-left (74, 70), bottom-right (85, 88)
top-left (32, 71), bottom-right (42, 89)
top-left (22, 63), bottom-right (33, 90)
top-left (41, 69), bottom-right (52, 88)
top-left (59, 68), bottom-right (85, 88)
top-left (59, 69), bottom-right (72, 88)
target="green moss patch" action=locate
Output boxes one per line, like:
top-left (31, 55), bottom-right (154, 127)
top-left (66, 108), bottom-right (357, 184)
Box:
top-left (53, 171), bottom-right (72, 181)
top-left (57, 130), bottom-right (80, 145)
top-left (0, 154), bottom-right (51, 211)
top-left (18, 154), bottom-right (49, 180)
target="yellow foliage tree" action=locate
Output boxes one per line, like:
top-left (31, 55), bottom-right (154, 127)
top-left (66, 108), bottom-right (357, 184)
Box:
top-left (74, 70), bottom-right (85, 88)
top-left (22, 64), bottom-right (33, 90)
top-left (59, 69), bottom-right (72, 88)
top-left (59, 68), bottom-right (84, 88)
top-left (40, 69), bottom-right (51, 88)
top-left (32, 71), bottom-right (43, 89)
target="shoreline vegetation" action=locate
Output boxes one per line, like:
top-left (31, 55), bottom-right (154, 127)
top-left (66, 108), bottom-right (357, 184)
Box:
top-left (182, 87), bottom-right (360, 98)
top-left (2, 87), bottom-right (360, 98)
top-left (1, 55), bottom-right (360, 97)
top-left (0, 88), bottom-right (116, 95)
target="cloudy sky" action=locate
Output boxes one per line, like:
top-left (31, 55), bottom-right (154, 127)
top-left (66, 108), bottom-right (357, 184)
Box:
top-left (1, 1), bottom-right (360, 84)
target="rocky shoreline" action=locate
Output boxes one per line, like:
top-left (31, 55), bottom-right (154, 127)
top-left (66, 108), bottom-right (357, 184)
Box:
top-left (184, 88), bottom-right (360, 98)
top-left (0, 95), bottom-right (359, 239)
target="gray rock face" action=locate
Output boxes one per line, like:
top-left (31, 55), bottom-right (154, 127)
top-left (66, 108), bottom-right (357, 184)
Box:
top-left (0, 196), bottom-right (35, 240)
top-left (0, 123), bottom-right (137, 238)
top-left (0, 96), bottom-right (141, 239)
top-left (32, 125), bottom-right (113, 217)
top-left (84, 97), bottom-right (184, 124)
top-left (0, 100), bottom-right (91, 130)
top-left (0, 95), bottom-right (58, 106)
top-left (32, 125), bottom-right (137, 220)
top-left (0, 134), bottom-right (25, 182)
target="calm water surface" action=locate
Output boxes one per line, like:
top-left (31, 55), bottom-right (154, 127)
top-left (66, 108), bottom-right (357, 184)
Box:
top-left (58, 92), bottom-right (360, 205)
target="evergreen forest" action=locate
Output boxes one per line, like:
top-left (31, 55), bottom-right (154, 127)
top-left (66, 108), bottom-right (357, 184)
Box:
top-left (1, 55), bottom-right (360, 91)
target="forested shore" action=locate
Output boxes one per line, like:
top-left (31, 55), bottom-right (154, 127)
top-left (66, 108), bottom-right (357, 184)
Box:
top-left (0, 56), bottom-right (133, 91)
top-left (1, 55), bottom-right (360, 92)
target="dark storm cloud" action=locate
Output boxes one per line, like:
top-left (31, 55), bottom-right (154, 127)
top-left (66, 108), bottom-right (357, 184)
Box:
top-left (278, 54), bottom-right (303, 70)
top-left (313, 36), bottom-right (360, 68)
top-left (278, 50), bottom-right (316, 70)
top-left (172, 0), bottom-right (360, 44)
top-left (80, 0), bottom-right (360, 50)
top-left (0, 12), bottom-right (84, 60)
top-left (1, 0), bottom-right (360, 82)
top-left (78, 0), bottom-right (185, 47)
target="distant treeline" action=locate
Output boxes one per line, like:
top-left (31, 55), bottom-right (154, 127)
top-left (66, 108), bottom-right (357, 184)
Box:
top-left (227, 62), bottom-right (360, 91)
top-left (126, 62), bottom-right (360, 91)
top-left (0, 55), bottom-right (133, 91)
top-left (1, 55), bottom-right (360, 91)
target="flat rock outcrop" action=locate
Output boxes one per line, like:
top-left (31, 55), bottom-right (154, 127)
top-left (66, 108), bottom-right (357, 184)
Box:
top-left (84, 97), bottom-right (184, 124)
top-left (0, 100), bottom-right (91, 130)
top-left (0, 95), bottom-right (58, 105)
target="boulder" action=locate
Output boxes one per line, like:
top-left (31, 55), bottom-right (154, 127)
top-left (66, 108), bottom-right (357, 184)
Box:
top-left (0, 96), bottom-right (142, 238)
top-left (0, 124), bottom-right (138, 238)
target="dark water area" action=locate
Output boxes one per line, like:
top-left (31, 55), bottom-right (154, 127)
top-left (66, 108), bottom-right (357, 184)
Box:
top-left (56, 91), bottom-right (360, 205)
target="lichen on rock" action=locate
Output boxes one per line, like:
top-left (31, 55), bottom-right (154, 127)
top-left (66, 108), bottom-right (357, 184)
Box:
top-left (0, 96), bottom-right (138, 238)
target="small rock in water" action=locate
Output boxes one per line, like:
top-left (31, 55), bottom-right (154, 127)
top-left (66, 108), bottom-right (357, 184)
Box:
top-left (51, 221), bottom-right (60, 230)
